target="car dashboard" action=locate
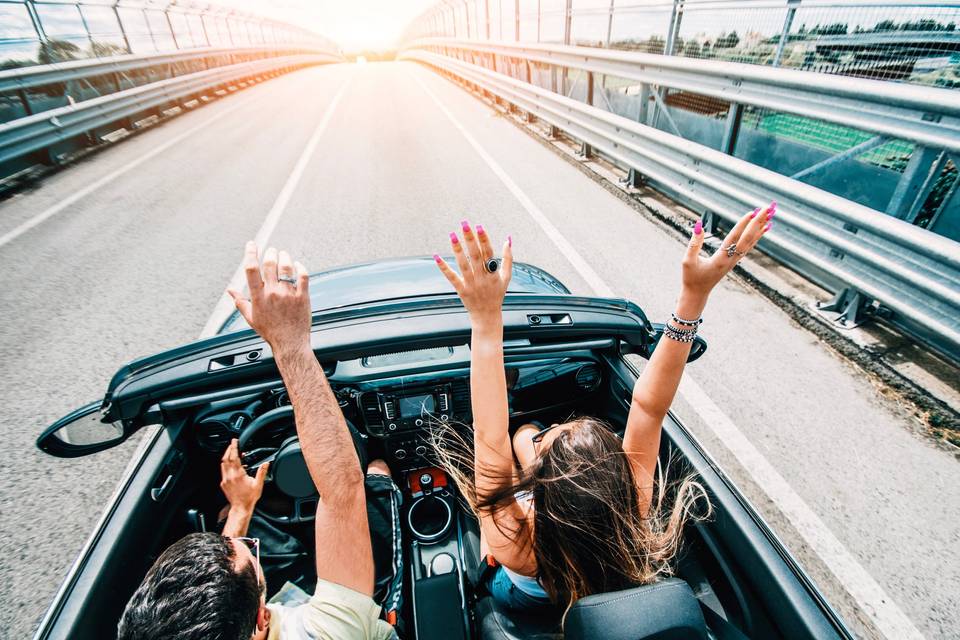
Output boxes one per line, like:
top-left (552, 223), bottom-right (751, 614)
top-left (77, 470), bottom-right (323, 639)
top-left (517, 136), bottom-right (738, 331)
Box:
top-left (192, 345), bottom-right (605, 474)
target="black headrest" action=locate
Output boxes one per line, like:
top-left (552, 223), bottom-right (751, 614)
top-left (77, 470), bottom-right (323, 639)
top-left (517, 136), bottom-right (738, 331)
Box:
top-left (564, 578), bottom-right (708, 640)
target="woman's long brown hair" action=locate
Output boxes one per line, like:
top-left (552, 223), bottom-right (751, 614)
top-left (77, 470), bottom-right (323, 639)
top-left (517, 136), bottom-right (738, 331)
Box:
top-left (429, 416), bottom-right (711, 612)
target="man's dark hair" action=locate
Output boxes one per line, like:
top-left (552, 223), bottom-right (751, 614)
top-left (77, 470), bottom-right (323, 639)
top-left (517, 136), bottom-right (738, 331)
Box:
top-left (117, 532), bottom-right (261, 640)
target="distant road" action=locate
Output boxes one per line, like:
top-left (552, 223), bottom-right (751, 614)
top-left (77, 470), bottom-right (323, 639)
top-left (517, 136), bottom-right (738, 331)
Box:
top-left (0, 61), bottom-right (956, 639)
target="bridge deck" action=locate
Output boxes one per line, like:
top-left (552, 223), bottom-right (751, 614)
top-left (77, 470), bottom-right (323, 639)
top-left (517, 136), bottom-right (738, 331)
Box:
top-left (0, 61), bottom-right (956, 639)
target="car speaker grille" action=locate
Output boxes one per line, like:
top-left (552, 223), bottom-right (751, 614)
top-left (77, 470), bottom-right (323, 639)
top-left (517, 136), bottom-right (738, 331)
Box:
top-left (575, 364), bottom-right (602, 391)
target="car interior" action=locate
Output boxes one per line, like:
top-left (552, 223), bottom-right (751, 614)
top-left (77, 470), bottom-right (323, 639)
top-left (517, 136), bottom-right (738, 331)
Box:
top-left (38, 327), bottom-right (849, 640)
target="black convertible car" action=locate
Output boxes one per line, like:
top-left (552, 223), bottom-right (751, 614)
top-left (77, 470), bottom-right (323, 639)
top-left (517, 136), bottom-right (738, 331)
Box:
top-left (35, 257), bottom-right (854, 640)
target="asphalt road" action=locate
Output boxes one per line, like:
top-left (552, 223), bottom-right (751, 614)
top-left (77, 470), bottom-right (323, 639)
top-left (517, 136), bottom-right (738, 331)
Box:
top-left (0, 61), bottom-right (957, 639)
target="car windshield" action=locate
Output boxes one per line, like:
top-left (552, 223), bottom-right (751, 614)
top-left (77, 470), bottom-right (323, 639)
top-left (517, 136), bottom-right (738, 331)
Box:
top-left (219, 258), bottom-right (568, 333)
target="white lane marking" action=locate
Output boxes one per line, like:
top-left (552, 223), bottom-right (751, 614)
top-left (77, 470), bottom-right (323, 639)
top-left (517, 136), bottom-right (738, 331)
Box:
top-left (678, 376), bottom-right (924, 640)
top-left (199, 75), bottom-right (352, 338)
top-left (410, 66), bottom-right (924, 640)
top-left (0, 90), bottom-right (266, 250)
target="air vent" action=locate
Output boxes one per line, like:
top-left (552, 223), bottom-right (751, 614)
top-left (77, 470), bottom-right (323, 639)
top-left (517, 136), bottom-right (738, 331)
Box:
top-left (450, 378), bottom-right (470, 418)
top-left (360, 393), bottom-right (383, 431)
top-left (575, 364), bottom-right (602, 392)
top-left (199, 419), bottom-right (233, 451)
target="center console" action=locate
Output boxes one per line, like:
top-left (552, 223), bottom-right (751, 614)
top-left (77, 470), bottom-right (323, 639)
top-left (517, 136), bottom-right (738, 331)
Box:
top-left (359, 379), bottom-right (470, 470)
top-left (404, 468), bottom-right (471, 640)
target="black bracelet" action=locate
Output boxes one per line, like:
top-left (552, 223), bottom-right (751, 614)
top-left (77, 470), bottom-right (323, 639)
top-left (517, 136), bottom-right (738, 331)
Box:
top-left (671, 312), bottom-right (703, 327)
top-left (663, 323), bottom-right (698, 343)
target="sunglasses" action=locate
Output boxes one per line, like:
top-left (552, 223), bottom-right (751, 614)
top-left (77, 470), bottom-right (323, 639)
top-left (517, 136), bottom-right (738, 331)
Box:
top-left (227, 536), bottom-right (261, 586)
top-left (531, 423), bottom-right (562, 447)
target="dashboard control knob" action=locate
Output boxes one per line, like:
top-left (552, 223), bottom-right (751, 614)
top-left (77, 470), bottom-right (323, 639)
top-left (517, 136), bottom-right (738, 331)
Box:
top-left (416, 445), bottom-right (427, 456)
top-left (395, 448), bottom-right (407, 460)
top-left (388, 423), bottom-right (397, 431)
top-left (415, 418), bottom-right (424, 427)
top-left (419, 472), bottom-right (434, 495)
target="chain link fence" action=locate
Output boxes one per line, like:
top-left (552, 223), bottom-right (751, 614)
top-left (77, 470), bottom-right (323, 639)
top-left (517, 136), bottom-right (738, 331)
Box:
top-left (403, 0), bottom-right (960, 242)
top-left (0, 0), bottom-right (336, 71)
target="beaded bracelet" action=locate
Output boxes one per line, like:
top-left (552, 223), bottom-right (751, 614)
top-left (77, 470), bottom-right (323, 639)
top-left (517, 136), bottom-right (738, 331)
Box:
top-left (671, 312), bottom-right (703, 327)
top-left (663, 322), bottom-right (698, 343)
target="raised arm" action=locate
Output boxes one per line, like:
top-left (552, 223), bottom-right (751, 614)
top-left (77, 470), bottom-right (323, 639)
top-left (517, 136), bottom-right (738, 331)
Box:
top-left (228, 242), bottom-right (374, 596)
top-left (434, 222), bottom-right (533, 572)
top-left (624, 204), bottom-right (775, 512)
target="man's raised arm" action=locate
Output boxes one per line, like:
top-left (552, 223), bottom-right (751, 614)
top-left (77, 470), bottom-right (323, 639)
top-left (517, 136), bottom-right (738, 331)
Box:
top-left (228, 242), bottom-right (374, 596)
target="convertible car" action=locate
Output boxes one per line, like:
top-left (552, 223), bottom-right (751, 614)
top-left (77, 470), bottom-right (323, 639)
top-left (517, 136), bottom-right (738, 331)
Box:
top-left (35, 257), bottom-right (854, 640)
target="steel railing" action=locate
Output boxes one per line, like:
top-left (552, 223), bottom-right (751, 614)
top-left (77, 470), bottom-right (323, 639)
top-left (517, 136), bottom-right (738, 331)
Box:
top-left (401, 44), bottom-right (960, 362)
top-left (412, 39), bottom-right (960, 154)
top-left (0, 46), bottom-right (333, 94)
top-left (0, 52), bottom-right (336, 167)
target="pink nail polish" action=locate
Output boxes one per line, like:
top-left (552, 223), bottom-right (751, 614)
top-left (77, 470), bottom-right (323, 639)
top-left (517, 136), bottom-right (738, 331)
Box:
top-left (770, 200), bottom-right (777, 211)
top-left (750, 207), bottom-right (760, 219)
top-left (508, 235), bottom-right (512, 247)
top-left (433, 253), bottom-right (441, 262)
top-left (476, 224), bottom-right (485, 235)
top-left (768, 209), bottom-right (776, 219)
top-left (449, 232), bottom-right (459, 244)
top-left (460, 219), bottom-right (470, 233)
top-left (694, 219), bottom-right (703, 235)
top-left (765, 222), bottom-right (773, 231)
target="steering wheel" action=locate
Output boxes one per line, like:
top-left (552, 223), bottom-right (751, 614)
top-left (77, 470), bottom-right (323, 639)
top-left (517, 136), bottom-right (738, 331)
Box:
top-left (237, 405), bottom-right (369, 523)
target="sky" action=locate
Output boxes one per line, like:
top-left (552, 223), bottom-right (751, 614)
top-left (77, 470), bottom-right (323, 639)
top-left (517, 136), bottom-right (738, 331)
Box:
top-left (213, 0), bottom-right (438, 52)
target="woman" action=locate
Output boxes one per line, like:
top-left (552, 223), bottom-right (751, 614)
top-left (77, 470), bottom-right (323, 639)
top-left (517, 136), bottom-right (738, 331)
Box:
top-left (432, 206), bottom-right (775, 613)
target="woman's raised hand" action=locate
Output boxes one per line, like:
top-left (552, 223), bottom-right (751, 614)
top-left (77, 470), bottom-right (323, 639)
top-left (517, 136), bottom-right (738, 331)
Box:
top-left (434, 220), bottom-right (513, 324)
top-left (682, 202), bottom-right (775, 299)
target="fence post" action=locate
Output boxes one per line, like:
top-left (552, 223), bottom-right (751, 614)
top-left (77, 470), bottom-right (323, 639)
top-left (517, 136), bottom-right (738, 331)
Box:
top-left (166, 10), bottom-right (180, 49)
top-left (605, 0), bottom-right (615, 47)
top-left (581, 72), bottom-right (594, 157)
top-left (114, 5), bottom-right (133, 54)
top-left (484, 0), bottom-right (490, 39)
top-left (24, 0), bottom-right (48, 44)
top-left (515, 0), bottom-right (520, 41)
top-left (721, 103), bottom-right (743, 154)
top-left (887, 146), bottom-right (946, 222)
top-left (773, 0), bottom-right (800, 67)
top-left (664, 0), bottom-right (683, 56)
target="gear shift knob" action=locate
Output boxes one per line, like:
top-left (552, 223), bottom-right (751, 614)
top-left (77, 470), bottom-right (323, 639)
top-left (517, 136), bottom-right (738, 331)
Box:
top-left (419, 472), bottom-right (434, 495)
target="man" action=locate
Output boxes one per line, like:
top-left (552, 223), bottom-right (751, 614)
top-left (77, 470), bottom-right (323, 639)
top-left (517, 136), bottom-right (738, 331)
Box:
top-left (118, 243), bottom-right (398, 640)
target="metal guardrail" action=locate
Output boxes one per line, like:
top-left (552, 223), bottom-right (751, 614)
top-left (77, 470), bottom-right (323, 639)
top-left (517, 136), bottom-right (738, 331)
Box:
top-left (401, 46), bottom-right (960, 361)
top-left (0, 46), bottom-right (329, 93)
top-left (414, 39), bottom-right (960, 154)
top-left (0, 53), bottom-right (334, 166)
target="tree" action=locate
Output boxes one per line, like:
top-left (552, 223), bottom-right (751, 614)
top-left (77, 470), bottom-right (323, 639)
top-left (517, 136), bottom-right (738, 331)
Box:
top-left (715, 31), bottom-right (740, 48)
top-left (38, 39), bottom-right (82, 65)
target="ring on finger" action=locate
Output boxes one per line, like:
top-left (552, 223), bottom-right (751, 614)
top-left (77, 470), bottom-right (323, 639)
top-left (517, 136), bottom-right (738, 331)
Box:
top-left (278, 275), bottom-right (297, 285)
top-left (484, 258), bottom-right (501, 274)
top-left (723, 243), bottom-right (747, 258)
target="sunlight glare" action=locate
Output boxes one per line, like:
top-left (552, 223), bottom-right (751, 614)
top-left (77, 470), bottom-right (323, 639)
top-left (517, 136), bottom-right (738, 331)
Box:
top-left (214, 0), bottom-right (437, 52)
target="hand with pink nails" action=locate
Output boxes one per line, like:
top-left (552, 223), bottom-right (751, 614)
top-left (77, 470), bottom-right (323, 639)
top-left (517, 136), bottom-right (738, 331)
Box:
top-left (682, 201), bottom-right (775, 302)
top-left (434, 220), bottom-right (513, 326)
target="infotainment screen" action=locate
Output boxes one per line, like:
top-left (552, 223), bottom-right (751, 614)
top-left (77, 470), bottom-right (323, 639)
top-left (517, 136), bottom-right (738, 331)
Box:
top-left (399, 394), bottom-right (435, 418)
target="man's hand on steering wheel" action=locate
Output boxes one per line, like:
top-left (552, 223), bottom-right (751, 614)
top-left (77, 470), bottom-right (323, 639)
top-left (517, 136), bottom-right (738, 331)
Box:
top-left (220, 438), bottom-right (269, 537)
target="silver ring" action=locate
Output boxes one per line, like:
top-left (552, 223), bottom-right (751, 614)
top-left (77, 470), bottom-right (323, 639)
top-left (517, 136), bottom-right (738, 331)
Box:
top-left (278, 275), bottom-right (297, 285)
top-left (723, 243), bottom-right (746, 258)
top-left (484, 258), bottom-right (501, 274)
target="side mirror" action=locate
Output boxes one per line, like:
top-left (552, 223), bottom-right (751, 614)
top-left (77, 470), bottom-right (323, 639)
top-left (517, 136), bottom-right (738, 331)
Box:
top-left (642, 325), bottom-right (707, 363)
top-left (36, 402), bottom-right (127, 458)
